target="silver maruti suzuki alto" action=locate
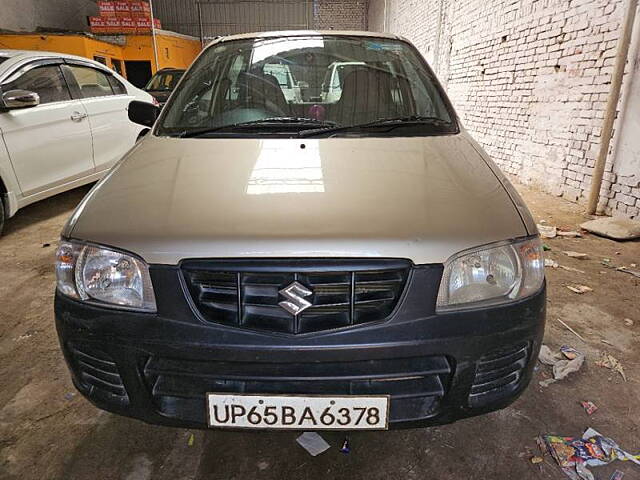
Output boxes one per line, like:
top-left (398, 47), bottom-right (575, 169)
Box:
top-left (55, 31), bottom-right (545, 431)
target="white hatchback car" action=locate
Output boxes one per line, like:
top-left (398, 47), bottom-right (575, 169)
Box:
top-left (0, 50), bottom-right (154, 233)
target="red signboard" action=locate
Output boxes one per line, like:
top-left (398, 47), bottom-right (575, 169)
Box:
top-left (89, 16), bottom-right (107, 33)
top-left (135, 16), bottom-right (151, 33)
top-left (114, 1), bottom-right (131, 17)
top-left (119, 16), bottom-right (137, 34)
top-left (97, 1), bottom-right (116, 17)
top-left (91, 1), bottom-right (158, 35)
top-left (129, 1), bottom-right (148, 18)
top-left (104, 17), bottom-right (122, 34)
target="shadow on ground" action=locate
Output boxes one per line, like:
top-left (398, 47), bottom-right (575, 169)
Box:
top-left (2, 185), bottom-right (91, 237)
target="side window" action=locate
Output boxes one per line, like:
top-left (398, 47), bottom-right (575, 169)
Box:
top-left (2, 65), bottom-right (71, 105)
top-left (66, 65), bottom-right (115, 98)
top-left (107, 75), bottom-right (127, 95)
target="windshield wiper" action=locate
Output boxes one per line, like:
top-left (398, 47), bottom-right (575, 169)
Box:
top-left (176, 117), bottom-right (336, 138)
top-left (298, 115), bottom-right (454, 138)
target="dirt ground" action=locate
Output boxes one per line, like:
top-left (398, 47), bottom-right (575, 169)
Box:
top-left (0, 183), bottom-right (638, 480)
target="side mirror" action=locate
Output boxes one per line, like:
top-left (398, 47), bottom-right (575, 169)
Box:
top-left (297, 81), bottom-right (309, 89)
top-left (2, 90), bottom-right (40, 109)
top-left (128, 100), bottom-right (160, 127)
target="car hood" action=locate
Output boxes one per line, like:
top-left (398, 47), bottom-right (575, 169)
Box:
top-left (66, 133), bottom-right (529, 265)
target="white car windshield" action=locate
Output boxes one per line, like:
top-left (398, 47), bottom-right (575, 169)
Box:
top-left (158, 35), bottom-right (457, 138)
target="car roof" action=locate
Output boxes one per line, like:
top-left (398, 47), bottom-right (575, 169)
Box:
top-left (0, 48), bottom-right (136, 90)
top-left (0, 49), bottom-right (107, 66)
top-left (209, 30), bottom-right (404, 47)
top-left (0, 49), bottom-right (39, 58)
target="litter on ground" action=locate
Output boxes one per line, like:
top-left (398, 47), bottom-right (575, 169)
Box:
top-left (567, 285), bottom-right (593, 294)
top-left (557, 231), bottom-right (582, 238)
top-left (580, 401), bottom-right (598, 415)
top-left (563, 251), bottom-right (588, 259)
top-left (562, 265), bottom-right (586, 274)
top-left (600, 259), bottom-right (640, 278)
top-left (538, 344), bottom-right (585, 386)
top-left (544, 258), bottom-right (585, 273)
top-left (557, 319), bottom-right (587, 342)
top-left (616, 267), bottom-right (640, 279)
top-left (543, 427), bottom-right (640, 480)
top-left (340, 437), bottom-right (351, 454)
top-left (538, 224), bottom-right (558, 238)
top-left (296, 432), bottom-right (331, 456)
top-left (596, 352), bottom-right (627, 381)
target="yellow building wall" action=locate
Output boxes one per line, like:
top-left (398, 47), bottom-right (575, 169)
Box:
top-left (123, 34), bottom-right (202, 72)
top-left (0, 32), bottom-right (201, 78)
top-left (0, 34), bottom-right (122, 67)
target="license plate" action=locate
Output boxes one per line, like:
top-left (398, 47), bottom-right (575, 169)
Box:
top-left (206, 393), bottom-right (390, 430)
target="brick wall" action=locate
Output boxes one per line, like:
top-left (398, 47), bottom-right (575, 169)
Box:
top-left (314, 0), bottom-right (367, 30)
top-left (369, 0), bottom-right (640, 219)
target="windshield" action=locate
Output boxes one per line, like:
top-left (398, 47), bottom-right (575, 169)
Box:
top-left (157, 35), bottom-right (457, 137)
top-left (146, 70), bottom-right (184, 91)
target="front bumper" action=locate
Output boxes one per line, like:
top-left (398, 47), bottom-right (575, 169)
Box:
top-left (55, 266), bottom-right (546, 429)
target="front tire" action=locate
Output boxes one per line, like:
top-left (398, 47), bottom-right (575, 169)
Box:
top-left (0, 196), bottom-right (5, 236)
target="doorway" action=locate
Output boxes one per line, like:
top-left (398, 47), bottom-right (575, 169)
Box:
top-left (124, 60), bottom-right (153, 88)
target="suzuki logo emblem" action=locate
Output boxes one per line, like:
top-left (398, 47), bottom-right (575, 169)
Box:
top-left (278, 281), bottom-right (313, 315)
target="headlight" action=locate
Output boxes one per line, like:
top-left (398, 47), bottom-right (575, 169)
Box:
top-left (436, 237), bottom-right (544, 311)
top-left (55, 240), bottom-right (156, 312)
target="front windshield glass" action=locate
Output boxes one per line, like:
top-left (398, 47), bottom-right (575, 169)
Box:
top-left (146, 70), bottom-right (184, 91)
top-left (157, 35), bottom-right (456, 137)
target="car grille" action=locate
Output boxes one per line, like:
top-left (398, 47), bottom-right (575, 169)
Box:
top-left (68, 344), bottom-right (129, 405)
top-left (469, 343), bottom-right (529, 407)
top-left (181, 259), bottom-right (411, 334)
top-left (143, 354), bottom-right (452, 423)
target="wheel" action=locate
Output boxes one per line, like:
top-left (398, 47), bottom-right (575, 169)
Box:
top-left (0, 196), bottom-right (5, 236)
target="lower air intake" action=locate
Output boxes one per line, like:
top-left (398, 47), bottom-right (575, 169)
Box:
top-left (68, 344), bottom-right (129, 405)
top-left (469, 343), bottom-right (529, 408)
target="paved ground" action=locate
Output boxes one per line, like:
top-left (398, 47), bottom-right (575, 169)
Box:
top-left (0, 183), bottom-right (639, 480)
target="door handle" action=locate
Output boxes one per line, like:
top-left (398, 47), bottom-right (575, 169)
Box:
top-left (70, 111), bottom-right (88, 122)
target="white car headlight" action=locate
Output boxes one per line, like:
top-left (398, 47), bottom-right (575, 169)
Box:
top-left (436, 237), bottom-right (544, 311)
top-left (55, 240), bottom-right (156, 312)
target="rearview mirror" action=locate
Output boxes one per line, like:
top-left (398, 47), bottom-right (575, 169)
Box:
top-left (2, 89), bottom-right (40, 109)
top-left (128, 100), bottom-right (160, 127)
